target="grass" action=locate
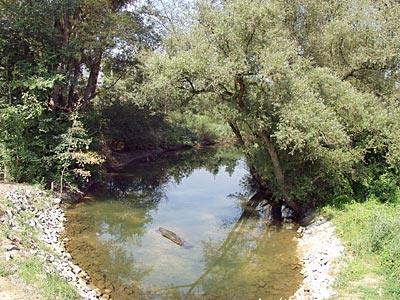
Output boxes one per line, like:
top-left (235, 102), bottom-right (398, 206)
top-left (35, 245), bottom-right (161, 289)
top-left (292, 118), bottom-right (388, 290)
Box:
top-left (323, 200), bottom-right (400, 299)
top-left (18, 258), bottom-right (78, 300)
top-left (0, 261), bottom-right (14, 277)
top-left (0, 193), bottom-right (79, 300)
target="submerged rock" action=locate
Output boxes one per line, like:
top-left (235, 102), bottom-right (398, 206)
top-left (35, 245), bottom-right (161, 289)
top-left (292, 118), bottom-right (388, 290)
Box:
top-left (158, 227), bottom-right (185, 246)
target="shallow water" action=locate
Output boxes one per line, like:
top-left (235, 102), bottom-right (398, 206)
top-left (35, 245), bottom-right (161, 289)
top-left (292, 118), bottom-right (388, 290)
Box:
top-left (65, 148), bottom-right (302, 300)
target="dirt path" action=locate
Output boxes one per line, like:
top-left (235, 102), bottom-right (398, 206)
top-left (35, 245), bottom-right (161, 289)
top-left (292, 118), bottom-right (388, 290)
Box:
top-left (0, 277), bottom-right (39, 300)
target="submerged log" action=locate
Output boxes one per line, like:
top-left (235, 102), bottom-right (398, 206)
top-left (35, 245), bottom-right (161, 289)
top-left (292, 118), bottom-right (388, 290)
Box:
top-left (159, 227), bottom-right (185, 246)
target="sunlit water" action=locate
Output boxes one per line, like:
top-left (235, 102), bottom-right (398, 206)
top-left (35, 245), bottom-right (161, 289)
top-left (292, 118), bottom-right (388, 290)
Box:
top-left (65, 149), bottom-right (302, 300)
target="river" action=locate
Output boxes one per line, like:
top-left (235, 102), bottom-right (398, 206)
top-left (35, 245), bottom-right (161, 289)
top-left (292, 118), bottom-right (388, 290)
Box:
top-left (64, 147), bottom-right (302, 300)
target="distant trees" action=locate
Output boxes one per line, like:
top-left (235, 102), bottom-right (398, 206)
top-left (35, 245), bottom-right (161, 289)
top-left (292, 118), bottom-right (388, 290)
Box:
top-left (141, 0), bottom-right (400, 211)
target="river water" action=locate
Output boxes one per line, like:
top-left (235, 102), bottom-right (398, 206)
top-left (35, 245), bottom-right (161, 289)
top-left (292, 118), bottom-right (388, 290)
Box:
top-left (64, 148), bottom-right (302, 300)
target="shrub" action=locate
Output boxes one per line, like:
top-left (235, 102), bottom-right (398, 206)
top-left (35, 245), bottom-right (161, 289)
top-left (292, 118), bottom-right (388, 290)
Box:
top-left (368, 209), bottom-right (400, 279)
top-left (368, 173), bottom-right (400, 204)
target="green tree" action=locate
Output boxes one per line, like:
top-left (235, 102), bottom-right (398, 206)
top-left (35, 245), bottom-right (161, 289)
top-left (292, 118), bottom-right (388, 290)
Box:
top-left (55, 107), bottom-right (104, 196)
top-left (141, 0), bottom-right (400, 212)
top-left (0, 93), bottom-right (57, 182)
top-left (0, 0), bottom-right (158, 109)
top-left (0, 0), bottom-right (159, 187)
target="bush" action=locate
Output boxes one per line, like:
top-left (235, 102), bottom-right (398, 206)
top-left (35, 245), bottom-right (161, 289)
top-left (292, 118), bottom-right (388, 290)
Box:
top-left (368, 209), bottom-right (400, 278)
top-left (368, 173), bottom-right (400, 204)
top-left (0, 101), bottom-right (59, 183)
top-left (327, 200), bottom-right (400, 298)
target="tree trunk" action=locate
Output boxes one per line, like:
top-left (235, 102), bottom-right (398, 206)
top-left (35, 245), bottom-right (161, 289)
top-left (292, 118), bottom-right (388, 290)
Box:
top-left (83, 53), bottom-right (102, 103)
top-left (227, 121), bottom-right (263, 188)
top-left (258, 129), bottom-right (301, 214)
top-left (67, 59), bottom-right (81, 107)
top-left (228, 121), bottom-right (246, 147)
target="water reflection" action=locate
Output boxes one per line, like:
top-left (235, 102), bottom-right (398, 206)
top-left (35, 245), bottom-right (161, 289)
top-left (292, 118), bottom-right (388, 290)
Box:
top-left (97, 147), bottom-right (243, 199)
top-left (65, 147), bottom-right (301, 300)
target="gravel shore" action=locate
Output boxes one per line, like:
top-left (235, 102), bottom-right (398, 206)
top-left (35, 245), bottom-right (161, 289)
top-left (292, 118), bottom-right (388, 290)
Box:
top-left (291, 218), bottom-right (345, 300)
top-left (1, 183), bottom-right (345, 300)
top-left (0, 184), bottom-right (103, 300)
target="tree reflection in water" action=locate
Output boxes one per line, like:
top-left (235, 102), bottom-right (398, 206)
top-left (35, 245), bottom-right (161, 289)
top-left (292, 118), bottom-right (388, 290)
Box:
top-left (148, 193), bottom-right (299, 300)
top-left (65, 147), bottom-right (301, 300)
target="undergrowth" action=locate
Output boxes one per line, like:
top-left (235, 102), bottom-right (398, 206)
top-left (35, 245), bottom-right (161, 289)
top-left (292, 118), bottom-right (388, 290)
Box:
top-left (323, 200), bottom-right (400, 299)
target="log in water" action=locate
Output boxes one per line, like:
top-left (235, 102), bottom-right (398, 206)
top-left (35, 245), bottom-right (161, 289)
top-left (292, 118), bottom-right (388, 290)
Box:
top-left (159, 227), bottom-right (185, 246)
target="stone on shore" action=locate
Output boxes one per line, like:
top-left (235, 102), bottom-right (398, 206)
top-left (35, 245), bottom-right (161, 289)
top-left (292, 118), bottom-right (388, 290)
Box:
top-left (0, 184), bottom-right (99, 300)
top-left (290, 218), bottom-right (344, 300)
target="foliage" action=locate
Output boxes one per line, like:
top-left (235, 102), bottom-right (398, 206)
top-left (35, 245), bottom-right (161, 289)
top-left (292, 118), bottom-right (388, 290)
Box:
top-left (165, 112), bottom-right (233, 146)
top-left (0, 92), bottom-right (101, 190)
top-left (0, 0), bottom-right (159, 189)
top-left (0, 0), bottom-right (158, 109)
top-left (324, 200), bottom-right (400, 299)
top-left (89, 70), bottom-right (233, 151)
top-left (1, 0), bottom-right (400, 209)
top-left (0, 96), bottom-right (57, 183)
top-left (362, 172), bottom-right (400, 204)
top-left (54, 109), bottom-right (104, 193)
top-left (140, 0), bottom-right (400, 211)
top-left (90, 89), bottom-right (168, 150)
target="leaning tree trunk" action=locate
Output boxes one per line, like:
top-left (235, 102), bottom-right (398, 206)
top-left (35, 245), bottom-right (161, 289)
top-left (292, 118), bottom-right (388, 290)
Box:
top-left (227, 121), bottom-right (263, 188)
top-left (258, 129), bottom-right (301, 214)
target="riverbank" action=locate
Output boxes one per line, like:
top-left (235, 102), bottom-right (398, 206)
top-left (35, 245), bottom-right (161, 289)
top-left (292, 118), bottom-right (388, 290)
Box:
top-left (291, 200), bottom-right (400, 300)
top-left (104, 142), bottom-right (233, 172)
top-left (322, 201), bottom-right (400, 299)
top-left (0, 181), bottom-right (345, 300)
top-left (0, 183), bottom-right (102, 300)
top-left (290, 218), bottom-right (344, 300)
top-left (6, 181), bottom-right (396, 300)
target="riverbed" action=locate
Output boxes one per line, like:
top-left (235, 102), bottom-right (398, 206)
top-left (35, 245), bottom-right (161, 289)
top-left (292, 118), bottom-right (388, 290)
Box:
top-left (64, 148), bottom-right (302, 300)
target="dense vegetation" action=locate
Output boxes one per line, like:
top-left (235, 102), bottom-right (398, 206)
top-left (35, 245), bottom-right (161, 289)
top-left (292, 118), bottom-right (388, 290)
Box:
top-left (1, 0), bottom-right (400, 213)
top-left (324, 201), bottom-right (400, 299)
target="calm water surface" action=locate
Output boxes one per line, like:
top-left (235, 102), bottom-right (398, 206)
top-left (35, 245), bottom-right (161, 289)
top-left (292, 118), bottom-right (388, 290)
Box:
top-left (65, 149), bottom-right (302, 300)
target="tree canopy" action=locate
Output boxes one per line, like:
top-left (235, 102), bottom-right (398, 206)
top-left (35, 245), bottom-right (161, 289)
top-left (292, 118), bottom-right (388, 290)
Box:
top-left (0, 0), bottom-right (399, 211)
top-left (0, 0), bottom-right (159, 187)
top-left (141, 0), bottom-right (400, 212)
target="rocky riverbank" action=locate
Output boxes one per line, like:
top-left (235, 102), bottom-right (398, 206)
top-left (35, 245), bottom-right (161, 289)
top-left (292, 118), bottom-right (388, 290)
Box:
top-left (291, 217), bottom-right (345, 300)
top-left (0, 183), bottom-right (105, 300)
top-left (0, 182), bottom-right (346, 300)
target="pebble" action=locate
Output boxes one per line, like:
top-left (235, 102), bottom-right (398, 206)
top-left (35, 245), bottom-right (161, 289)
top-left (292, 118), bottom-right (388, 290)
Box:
top-left (290, 218), bottom-right (344, 300)
top-left (1, 185), bottom-right (99, 300)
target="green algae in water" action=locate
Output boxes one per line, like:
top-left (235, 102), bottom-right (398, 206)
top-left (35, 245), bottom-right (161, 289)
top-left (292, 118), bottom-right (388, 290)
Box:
top-left (65, 149), bottom-right (302, 300)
